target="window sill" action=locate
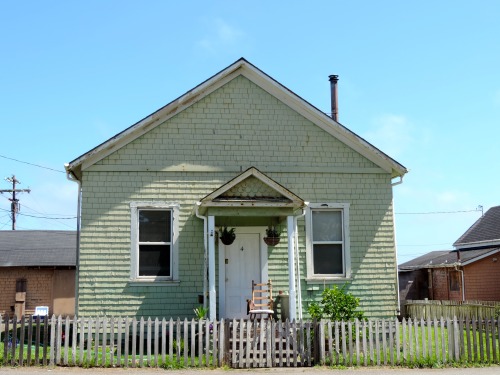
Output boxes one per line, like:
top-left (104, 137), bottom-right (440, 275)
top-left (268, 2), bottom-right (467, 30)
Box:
top-left (129, 280), bottom-right (180, 287)
top-left (305, 277), bottom-right (352, 285)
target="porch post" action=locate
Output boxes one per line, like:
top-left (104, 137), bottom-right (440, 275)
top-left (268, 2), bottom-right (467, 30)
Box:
top-left (208, 215), bottom-right (217, 320)
top-left (287, 215), bottom-right (297, 320)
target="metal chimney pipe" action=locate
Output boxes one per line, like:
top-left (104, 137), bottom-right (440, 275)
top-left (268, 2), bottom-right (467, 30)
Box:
top-left (329, 75), bottom-right (339, 121)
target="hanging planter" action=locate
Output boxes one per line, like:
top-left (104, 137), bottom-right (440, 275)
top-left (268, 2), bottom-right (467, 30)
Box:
top-left (219, 226), bottom-right (236, 245)
top-left (264, 236), bottom-right (280, 246)
top-left (264, 226), bottom-right (281, 246)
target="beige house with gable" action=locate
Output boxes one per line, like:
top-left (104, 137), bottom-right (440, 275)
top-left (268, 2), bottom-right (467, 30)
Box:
top-left (66, 58), bottom-right (407, 320)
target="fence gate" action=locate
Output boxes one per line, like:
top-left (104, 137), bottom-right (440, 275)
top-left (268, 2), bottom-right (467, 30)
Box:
top-left (229, 319), bottom-right (313, 368)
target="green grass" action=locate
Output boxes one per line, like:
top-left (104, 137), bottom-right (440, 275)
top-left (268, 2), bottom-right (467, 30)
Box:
top-left (321, 320), bottom-right (500, 368)
top-left (1, 340), bottom-right (220, 368)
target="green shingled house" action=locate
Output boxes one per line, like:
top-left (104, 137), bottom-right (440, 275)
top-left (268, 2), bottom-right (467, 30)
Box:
top-left (65, 58), bottom-right (407, 320)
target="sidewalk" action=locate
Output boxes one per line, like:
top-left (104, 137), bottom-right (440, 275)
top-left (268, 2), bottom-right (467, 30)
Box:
top-left (1, 367), bottom-right (500, 375)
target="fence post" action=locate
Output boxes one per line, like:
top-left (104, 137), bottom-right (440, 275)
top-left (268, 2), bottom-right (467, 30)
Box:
top-left (10, 315), bottom-right (18, 366)
top-left (3, 315), bottom-right (9, 363)
top-left (223, 319), bottom-right (231, 366)
top-left (50, 315), bottom-right (56, 366)
top-left (318, 320), bottom-right (325, 365)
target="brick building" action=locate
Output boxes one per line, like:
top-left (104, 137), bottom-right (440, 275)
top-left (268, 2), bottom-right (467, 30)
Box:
top-left (399, 206), bottom-right (500, 303)
top-left (0, 230), bottom-right (76, 317)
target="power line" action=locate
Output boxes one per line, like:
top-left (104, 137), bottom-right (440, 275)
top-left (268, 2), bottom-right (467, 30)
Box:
top-left (0, 207), bottom-right (76, 220)
top-left (0, 154), bottom-right (65, 173)
top-left (398, 242), bottom-right (451, 247)
top-left (18, 202), bottom-right (76, 218)
top-left (395, 209), bottom-right (481, 215)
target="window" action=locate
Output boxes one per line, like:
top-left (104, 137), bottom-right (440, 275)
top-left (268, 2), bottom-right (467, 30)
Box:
top-left (306, 203), bottom-right (350, 279)
top-left (16, 279), bottom-right (27, 293)
top-left (449, 271), bottom-right (461, 292)
top-left (130, 202), bottom-right (179, 281)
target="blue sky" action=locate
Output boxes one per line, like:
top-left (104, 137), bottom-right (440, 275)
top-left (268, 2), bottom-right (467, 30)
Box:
top-left (1, 1), bottom-right (498, 263)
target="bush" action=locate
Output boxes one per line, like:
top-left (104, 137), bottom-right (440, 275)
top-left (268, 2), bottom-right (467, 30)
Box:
top-left (308, 284), bottom-right (365, 321)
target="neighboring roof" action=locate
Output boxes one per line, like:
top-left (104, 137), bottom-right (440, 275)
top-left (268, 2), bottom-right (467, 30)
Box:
top-left (0, 230), bottom-right (76, 267)
top-left (454, 206), bottom-right (500, 249)
top-left (66, 58), bottom-right (408, 180)
top-left (398, 247), bottom-right (500, 271)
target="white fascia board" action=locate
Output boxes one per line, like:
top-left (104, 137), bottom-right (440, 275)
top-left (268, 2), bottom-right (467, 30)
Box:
top-left (201, 167), bottom-right (304, 207)
top-left (240, 67), bottom-right (406, 177)
top-left (201, 201), bottom-right (297, 208)
top-left (72, 61), bottom-right (247, 172)
top-left (461, 248), bottom-right (500, 266)
top-left (454, 240), bottom-right (500, 250)
top-left (69, 58), bottom-right (407, 178)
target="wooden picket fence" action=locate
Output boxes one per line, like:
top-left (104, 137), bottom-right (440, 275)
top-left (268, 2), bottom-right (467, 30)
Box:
top-left (404, 300), bottom-right (500, 320)
top-left (2, 314), bottom-right (500, 368)
top-left (318, 317), bottom-right (500, 366)
top-left (0, 315), bottom-right (313, 368)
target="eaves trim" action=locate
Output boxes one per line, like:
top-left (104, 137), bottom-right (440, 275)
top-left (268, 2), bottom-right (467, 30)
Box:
top-left (67, 58), bottom-right (408, 179)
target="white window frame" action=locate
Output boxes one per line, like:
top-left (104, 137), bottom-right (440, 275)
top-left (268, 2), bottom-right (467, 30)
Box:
top-left (130, 202), bottom-right (179, 282)
top-left (305, 202), bottom-right (351, 281)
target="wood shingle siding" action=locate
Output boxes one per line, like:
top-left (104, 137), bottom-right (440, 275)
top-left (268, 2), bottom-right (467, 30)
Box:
top-left (76, 74), bottom-right (398, 318)
top-left (66, 59), bottom-right (407, 320)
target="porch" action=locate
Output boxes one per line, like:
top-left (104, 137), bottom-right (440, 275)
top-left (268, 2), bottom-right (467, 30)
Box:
top-left (195, 167), bottom-right (308, 321)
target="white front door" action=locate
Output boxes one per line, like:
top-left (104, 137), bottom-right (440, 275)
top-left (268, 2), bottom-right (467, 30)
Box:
top-left (221, 227), bottom-right (267, 319)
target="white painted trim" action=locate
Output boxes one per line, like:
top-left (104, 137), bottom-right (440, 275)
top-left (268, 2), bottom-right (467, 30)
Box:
top-left (201, 201), bottom-right (298, 208)
top-left (455, 240), bottom-right (500, 250)
top-left (78, 68), bottom-right (242, 171)
top-left (130, 202), bottom-right (179, 282)
top-left (218, 234), bottom-right (226, 318)
top-left (218, 226), bottom-right (268, 319)
top-left (208, 216), bottom-right (217, 321)
top-left (461, 248), bottom-right (500, 266)
top-left (201, 167), bottom-right (304, 207)
top-left (305, 202), bottom-right (351, 280)
top-left (239, 68), bottom-right (402, 176)
top-left (86, 164), bottom-right (386, 174)
top-left (287, 216), bottom-right (297, 320)
top-left (68, 59), bottom-right (407, 179)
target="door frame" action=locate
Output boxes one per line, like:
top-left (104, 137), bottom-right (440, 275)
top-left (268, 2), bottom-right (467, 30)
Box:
top-left (218, 226), bottom-right (269, 318)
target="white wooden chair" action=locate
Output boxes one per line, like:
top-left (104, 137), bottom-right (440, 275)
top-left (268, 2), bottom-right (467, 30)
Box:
top-left (247, 279), bottom-right (274, 320)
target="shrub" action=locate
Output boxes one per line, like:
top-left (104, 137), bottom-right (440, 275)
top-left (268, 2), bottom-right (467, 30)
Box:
top-left (308, 284), bottom-right (365, 321)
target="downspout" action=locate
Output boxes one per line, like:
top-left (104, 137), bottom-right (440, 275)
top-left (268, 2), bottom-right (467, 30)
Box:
top-left (294, 203), bottom-right (308, 320)
top-left (195, 202), bottom-right (208, 310)
top-left (391, 174), bottom-right (404, 316)
top-left (459, 268), bottom-right (465, 301)
top-left (455, 250), bottom-right (465, 301)
top-left (391, 176), bottom-right (404, 186)
top-left (392, 198), bottom-right (401, 316)
top-left (64, 164), bottom-right (81, 316)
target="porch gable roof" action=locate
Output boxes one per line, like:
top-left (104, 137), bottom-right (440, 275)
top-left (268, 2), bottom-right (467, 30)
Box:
top-left (199, 167), bottom-right (305, 209)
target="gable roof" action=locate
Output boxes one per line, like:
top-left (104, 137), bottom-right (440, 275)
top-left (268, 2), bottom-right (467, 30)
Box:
top-left (454, 206), bottom-right (500, 249)
top-left (200, 167), bottom-right (305, 208)
top-left (0, 230), bottom-right (77, 267)
top-left (66, 58), bottom-right (407, 180)
top-left (398, 247), bottom-right (500, 270)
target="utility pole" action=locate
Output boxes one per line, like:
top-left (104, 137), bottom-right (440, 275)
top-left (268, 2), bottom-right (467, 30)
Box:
top-left (0, 175), bottom-right (31, 230)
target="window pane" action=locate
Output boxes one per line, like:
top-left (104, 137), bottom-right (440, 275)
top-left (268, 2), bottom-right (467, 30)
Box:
top-left (139, 210), bottom-right (171, 242)
top-left (139, 245), bottom-right (171, 276)
top-left (313, 244), bottom-right (343, 274)
top-left (312, 210), bottom-right (342, 241)
top-left (449, 271), bottom-right (460, 292)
